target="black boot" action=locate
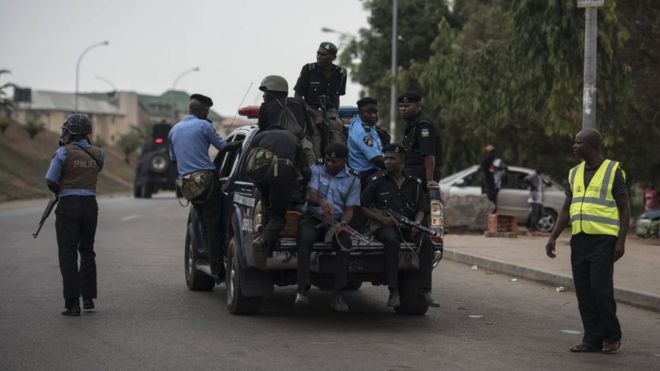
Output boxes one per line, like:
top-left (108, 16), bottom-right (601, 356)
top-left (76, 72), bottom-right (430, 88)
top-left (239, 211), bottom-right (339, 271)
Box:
top-left (83, 298), bottom-right (95, 311)
top-left (387, 288), bottom-right (400, 308)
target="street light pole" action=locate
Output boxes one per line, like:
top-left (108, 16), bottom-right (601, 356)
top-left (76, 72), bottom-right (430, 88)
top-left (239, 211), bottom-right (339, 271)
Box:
top-left (581, 7), bottom-right (598, 129)
top-left (389, 0), bottom-right (398, 141)
top-left (75, 40), bottom-right (109, 112)
top-left (172, 67), bottom-right (200, 90)
top-left (94, 75), bottom-right (117, 92)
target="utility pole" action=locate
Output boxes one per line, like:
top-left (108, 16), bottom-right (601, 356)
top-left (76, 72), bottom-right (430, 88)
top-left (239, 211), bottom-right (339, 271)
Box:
top-left (578, 0), bottom-right (603, 129)
top-left (389, 0), bottom-right (398, 141)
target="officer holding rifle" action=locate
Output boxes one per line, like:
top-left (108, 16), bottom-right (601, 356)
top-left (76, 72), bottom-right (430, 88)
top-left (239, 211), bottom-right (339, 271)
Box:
top-left (361, 143), bottom-right (438, 308)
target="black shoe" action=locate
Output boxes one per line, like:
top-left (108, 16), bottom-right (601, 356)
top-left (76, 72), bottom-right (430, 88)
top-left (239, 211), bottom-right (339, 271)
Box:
top-left (387, 289), bottom-right (400, 308)
top-left (421, 290), bottom-right (440, 308)
top-left (62, 306), bottom-right (81, 316)
top-left (83, 298), bottom-right (95, 311)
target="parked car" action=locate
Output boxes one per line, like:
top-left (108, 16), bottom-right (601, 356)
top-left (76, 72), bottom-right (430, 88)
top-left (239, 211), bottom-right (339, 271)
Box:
top-left (134, 123), bottom-right (178, 198)
top-left (184, 119), bottom-right (443, 315)
top-left (635, 209), bottom-right (660, 238)
top-left (439, 165), bottom-right (565, 232)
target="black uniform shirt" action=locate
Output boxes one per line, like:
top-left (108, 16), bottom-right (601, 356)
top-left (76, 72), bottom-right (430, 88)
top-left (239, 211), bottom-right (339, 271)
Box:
top-left (293, 63), bottom-right (347, 110)
top-left (361, 171), bottom-right (427, 220)
top-left (250, 129), bottom-right (306, 170)
top-left (257, 97), bottom-right (312, 137)
top-left (402, 114), bottom-right (436, 167)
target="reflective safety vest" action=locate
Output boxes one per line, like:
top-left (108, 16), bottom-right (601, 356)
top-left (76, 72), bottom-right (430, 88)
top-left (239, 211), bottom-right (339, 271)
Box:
top-left (568, 159), bottom-right (621, 236)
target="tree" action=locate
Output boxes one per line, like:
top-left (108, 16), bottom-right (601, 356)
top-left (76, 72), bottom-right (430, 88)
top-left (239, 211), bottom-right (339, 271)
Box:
top-left (24, 120), bottom-right (44, 139)
top-left (0, 69), bottom-right (13, 131)
top-left (116, 129), bottom-right (143, 164)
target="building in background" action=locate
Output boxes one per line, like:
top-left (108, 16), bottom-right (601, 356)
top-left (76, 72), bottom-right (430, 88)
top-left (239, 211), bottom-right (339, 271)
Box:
top-left (12, 88), bottom-right (224, 145)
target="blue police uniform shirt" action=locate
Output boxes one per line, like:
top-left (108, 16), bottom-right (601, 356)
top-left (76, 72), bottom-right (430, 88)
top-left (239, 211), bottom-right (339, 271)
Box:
top-left (347, 115), bottom-right (382, 173)
top-left (45, 139), bottom-right (105, 197)
top-left (306, 163), bottom-right (360, 220)
top-left (168, 115), bottom-right (227, 176)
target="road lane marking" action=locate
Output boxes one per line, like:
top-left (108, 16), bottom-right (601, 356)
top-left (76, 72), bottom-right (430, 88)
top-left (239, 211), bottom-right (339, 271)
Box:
top-left (561, 330), bottom-right (581, 335)
top-left (122, 215), bottom-right (139, 222)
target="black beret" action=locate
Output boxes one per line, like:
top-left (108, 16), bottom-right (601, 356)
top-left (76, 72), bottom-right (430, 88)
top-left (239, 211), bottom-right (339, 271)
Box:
top-left (383, 143), bottom-right (406, 154)
top-left (319, 42), bottom-right (338, 55)
top-left (324, 142), bottom-right (348, 159)
top-left (357, 97), bottom-right (378, 108)
top-left (190, 93), bottom-right (213, 107)
top-left (397, 91), bottom-right (422, 103)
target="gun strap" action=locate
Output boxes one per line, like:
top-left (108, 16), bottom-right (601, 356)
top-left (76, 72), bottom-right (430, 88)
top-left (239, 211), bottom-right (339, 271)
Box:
top-left (72, 143), bottom-right (102, 169)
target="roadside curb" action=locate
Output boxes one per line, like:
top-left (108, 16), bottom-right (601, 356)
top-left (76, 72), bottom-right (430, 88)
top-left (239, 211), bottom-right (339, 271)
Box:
top-left (443, 248), bottom-right (660, 312)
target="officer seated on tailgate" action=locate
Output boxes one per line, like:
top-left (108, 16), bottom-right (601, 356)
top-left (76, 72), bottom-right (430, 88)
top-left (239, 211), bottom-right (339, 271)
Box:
top-left (361, 143), bottom-right (439, 308)
top-left (295, 142), bottom-right (360, 312)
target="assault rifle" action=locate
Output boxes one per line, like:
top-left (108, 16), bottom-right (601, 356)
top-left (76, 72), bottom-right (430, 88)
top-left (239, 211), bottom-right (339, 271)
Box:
top-left (311, 214), bottom-right (371, 245)
top-left (381, 209), bottom-right (439, 237)
top-left (33, 194), bottom-right (58, 239)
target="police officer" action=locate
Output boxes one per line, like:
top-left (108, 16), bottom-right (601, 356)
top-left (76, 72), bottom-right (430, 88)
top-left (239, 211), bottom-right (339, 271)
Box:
top-left (169, 94), bottom-right (236, 283)
top-left (399, 91), bottom-right (441, 187)
top-left (249, 124), bottom-right (310, 257)
top-left (294, 42), bottom-right (348, 154)
top-left (296, 143), bottom-right (360, 312)
top-left (545, 128), bottom-right (630, 354)
top-left (257, 75), bottom-right (315, 167)
top-left (361, 144), bottom-right (438, 308)
top-left (45, 114), bottom-right (104, 316)
top-left (347, 97), bottom-right (385, 189)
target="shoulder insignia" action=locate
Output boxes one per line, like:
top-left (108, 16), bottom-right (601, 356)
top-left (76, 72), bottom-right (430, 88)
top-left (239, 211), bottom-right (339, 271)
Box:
top-left (420, 128), bottom-right (430, 137)
top-left (315, 158), bottom-right (325, 165)
top-left (335, 66), bottom-right (347, 75)
top-left (363, 135), bottom-right (373, 147)
top-left (361, 122), bottom-right (372, 132)
top-left (348, 168), bottom-right (359, 176)
top-left (371, 170), bottom-right (388, 182)
top-left (408, 175), bottom-right (423, 184)
top-left (307, 63), bottom-right (316, 71)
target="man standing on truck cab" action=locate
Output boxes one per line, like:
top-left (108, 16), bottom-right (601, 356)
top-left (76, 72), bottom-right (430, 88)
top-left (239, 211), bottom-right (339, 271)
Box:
top-left (296, 143), bottom-right (360, 312)
top-left (294, 42), bottom-right (348, 155)
top-left (169, 94), bottom-right (232, 284)
top-left (361, 144), bottom-right (438, 308)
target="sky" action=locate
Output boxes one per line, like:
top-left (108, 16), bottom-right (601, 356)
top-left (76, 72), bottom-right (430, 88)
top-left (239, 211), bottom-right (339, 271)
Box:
top-left (0, 0), bottom-right (370, 117)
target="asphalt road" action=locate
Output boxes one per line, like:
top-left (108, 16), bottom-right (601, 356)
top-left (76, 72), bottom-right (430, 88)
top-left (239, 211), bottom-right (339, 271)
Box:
top-left (1, 195), bottom-right (659, 370)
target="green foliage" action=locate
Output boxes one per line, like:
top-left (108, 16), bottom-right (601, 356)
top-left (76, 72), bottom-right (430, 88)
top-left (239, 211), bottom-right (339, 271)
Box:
top-left (24, 120), bottom-right (44, 139)
top-left (0, 120), bottom-right (9, 134)
top-left (347, 0), bottom-right (659, 190)
top-left (93, 136), bottom-right (107, 148)
top-left (116, 130), bottom-right (143, 163)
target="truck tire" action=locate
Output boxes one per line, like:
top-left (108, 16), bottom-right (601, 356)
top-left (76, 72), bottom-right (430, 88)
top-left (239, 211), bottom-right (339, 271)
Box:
top-left (226, 237), bottom-right (262, 314)
top-left (141, 181), bottom-right (152, 198)
top-left (184, 216), bottom-right (215, 291)
top-left (395, 270), bottom-right (429, 315)
top-left (134, 183), bottom-right (142, 198)
top-left (147, 150), bottom-right (170, 173)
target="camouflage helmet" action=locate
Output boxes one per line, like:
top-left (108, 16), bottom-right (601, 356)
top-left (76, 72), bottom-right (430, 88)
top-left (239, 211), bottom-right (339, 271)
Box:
top-left (62, 114), bottom-right (92, 136)
top-left (259, 75), bottom-right (288, 93)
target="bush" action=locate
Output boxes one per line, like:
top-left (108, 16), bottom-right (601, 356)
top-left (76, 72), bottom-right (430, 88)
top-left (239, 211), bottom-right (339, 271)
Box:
top-left (0, 120), bottom-right (9, 134)
top-left (94, 136), bottom-right (107, 147)
top-left (25, 121), bottom-right (44, 139)
top-left (116, 131), bottom-right (143, 163)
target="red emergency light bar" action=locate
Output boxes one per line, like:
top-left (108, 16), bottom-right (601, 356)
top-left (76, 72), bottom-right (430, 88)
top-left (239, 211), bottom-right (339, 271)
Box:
top-left (154, 137), bottom-right (164, 144)
top-left (238, 106), bottom-right (260, 119)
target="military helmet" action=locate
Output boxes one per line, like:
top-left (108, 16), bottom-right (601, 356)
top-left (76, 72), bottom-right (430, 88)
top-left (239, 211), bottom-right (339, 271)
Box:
top-left (259, 75), bottom-right (288, 93)
top-left (62, 114), bottom-right (92, 135)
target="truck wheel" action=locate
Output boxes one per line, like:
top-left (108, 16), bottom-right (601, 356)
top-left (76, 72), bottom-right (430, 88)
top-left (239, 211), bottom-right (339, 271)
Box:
top-left (141, 182), bottom-right (152, 198)
top-left (185, 216), bottom-right (215, 291)
top-left (226, 237), bottom-right (262, 314)
top-left (134, 184), bottom-right (142, 198)
top-left (395, 270), bottom-right (429, 315)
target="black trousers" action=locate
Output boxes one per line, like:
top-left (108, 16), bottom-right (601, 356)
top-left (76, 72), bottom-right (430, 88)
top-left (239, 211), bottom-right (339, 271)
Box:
top-left (570, 233), bottom-right (622, 347)
top-left (373, 226), bottom-right (433, 290)
top-left (528, 203), bottom-right (543, 230)
top-left (192, 180), bottom-right (223, 276)
top-left (297, 216), bottom-right (349, 292)
top-left (256, 163), bottom-right (296, 248)
top-left (55, 196), bottom-right (98, 307)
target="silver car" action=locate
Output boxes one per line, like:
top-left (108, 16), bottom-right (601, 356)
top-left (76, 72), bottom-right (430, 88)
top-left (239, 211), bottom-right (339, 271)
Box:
top-left (440, 165), bottom-right (566, 232)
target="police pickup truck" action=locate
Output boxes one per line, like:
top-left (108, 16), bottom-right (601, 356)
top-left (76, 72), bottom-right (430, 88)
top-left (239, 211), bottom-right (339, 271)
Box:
top-left (184, 107), bottom-right (443, 315)
top-left (134, 123), bottom-right (178, 198)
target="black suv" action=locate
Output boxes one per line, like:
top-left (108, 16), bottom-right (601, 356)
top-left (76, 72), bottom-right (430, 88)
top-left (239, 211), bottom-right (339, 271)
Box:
top-left (184, 123), bottom-right (443, 315)
top-left (134, 123), bottom-right (178, 198)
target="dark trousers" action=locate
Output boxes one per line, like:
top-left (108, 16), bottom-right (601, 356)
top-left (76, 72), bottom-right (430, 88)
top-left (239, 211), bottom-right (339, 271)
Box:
top-left (374, 226), bottom-right (433, 290)
top-left (55, 196), bottom-right (98, 307)
top-left (570, 233), bottom-right (622, 347)
top-left (192, 180), bottom-right (223, 276)
top-left (256, 163), bottom-right (296, 248)
top-left (297, 216), bottom-right (349, 292)
top-left (528, 203), bottom-right (543, 230)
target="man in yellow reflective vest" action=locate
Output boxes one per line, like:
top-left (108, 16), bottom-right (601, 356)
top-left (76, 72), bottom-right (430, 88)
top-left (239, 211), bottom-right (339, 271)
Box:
top-left (545, 128), bottom-right (630, 354)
